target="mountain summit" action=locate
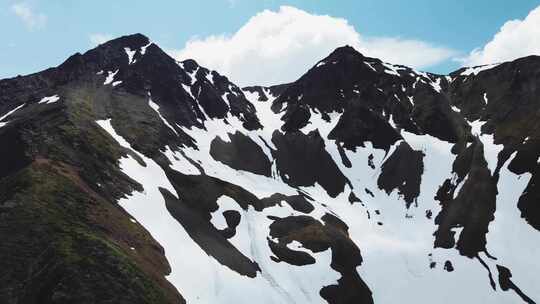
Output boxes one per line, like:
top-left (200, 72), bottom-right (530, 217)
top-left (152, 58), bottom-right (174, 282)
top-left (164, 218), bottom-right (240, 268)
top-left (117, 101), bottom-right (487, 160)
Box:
top-left (1, 34), bottom-right (539, 304)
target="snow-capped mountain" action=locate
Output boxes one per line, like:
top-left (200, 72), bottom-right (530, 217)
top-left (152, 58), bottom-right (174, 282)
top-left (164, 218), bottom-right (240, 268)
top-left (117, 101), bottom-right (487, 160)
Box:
top-left (1, 33), bottom-right (539, 304)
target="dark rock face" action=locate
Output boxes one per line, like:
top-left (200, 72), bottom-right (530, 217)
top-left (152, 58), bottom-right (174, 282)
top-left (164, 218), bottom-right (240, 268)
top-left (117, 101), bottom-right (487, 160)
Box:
top-left (434, 140), bottom-right (497, 257)
top-left (272, 130), bottom-right (349, 197)
top-left (444, 260), bottom-right (455, 272)
top-left (271, 46), bottom-right (469, 146)
top-left (517, 172), bottom-right (540, 230)
top-left (507, 143), bottom-right (540, 232)
top-left (260, 192), bottom-right (315, 213)
top-left (210, 131), bottom-right (272, 177)
top-left (377, 141), bottom-right (424, 207)
top-left (165, 168), bottom-right (264, 213)
top-left (160, 186), bottom-right (261, 277)
top-left (496, 265), bottom-right (536, 304)
top-left (348, 192), bottom-right (362, 204)
top-left (243, 83), bottom-right (291, 102)
top-left (272, 46), bottom-right (381, 117)
top-left (0, 126), bottom-right (32, 180)
top-left (449, 57), bottom-right (540, 234)
top-left (160, 169), bottom-right (267, 277)
top-left (449, 56), bottom-right (540, 134)
top-left (328, 102), bottom-right (402, 151)
top-left (268, 215), bottom-right (373, 304)
top-left (268, 238), bottom-right (317, 266)
top-left (221, 210), bottom-right (242, 238)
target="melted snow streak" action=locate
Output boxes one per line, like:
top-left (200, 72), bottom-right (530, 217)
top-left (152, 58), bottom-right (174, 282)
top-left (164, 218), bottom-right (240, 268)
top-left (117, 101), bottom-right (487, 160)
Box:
top-left (460, 63), bottom-right (500, 76)
top-left (38, 95), bottom-right (60, 104)
top-left (148, 96), bottom-right (179, 136)
top-left (125, 42), bottom-right (152, 64)
top-left (0, 103), bottom-right (25, 128)
top-left (124, 47), bottom-right (136, 64)
top-left (103, 70), bottom-right (119, 85)
top-left (100, 83), bottom-right (537, 303)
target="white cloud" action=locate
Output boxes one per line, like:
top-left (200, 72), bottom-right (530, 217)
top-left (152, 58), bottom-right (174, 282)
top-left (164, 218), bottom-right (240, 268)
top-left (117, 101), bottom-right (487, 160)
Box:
top-left (460, 5), bottom-right (540, 67)
top-left (11, 3), bottom-right (47, 30)
top-left (89, 33), bottom-right (114, 46)
top-left (170, 6), bottom-right (456, 86)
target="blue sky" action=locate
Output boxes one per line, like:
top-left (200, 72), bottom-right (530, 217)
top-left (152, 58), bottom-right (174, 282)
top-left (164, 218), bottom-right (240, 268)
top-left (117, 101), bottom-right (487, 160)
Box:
top-left (2, 0), bottom-right (540, 85)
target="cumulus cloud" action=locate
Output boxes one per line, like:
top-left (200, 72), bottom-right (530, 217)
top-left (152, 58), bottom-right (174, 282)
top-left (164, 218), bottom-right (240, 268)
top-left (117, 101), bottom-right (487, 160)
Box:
top-left (460, 5), bottom-right (540, 66)
top-left (89, 33), bottom-right (114, 45)
top-left (11, 3), bottom-right (47, 30)
top-left (170, 6), bottom-right (456, 86)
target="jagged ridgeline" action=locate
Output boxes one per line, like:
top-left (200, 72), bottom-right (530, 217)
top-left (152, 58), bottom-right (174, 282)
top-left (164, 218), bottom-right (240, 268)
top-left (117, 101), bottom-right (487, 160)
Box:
top-left (1, 33), bottom-right (539, 304)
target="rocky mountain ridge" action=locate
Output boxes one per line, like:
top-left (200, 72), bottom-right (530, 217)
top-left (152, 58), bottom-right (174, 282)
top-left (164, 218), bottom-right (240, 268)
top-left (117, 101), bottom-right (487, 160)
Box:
top-left (1, 33), bottom-right (539, 304)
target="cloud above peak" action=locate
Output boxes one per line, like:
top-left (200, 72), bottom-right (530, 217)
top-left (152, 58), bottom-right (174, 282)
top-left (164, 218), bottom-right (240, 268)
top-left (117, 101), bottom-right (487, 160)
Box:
top-left (460, 5), bottom-right (540, 67)
top-left (11, 3), bottom-right (47, 31)
top-left (170, 6), bottom-right (456, 86)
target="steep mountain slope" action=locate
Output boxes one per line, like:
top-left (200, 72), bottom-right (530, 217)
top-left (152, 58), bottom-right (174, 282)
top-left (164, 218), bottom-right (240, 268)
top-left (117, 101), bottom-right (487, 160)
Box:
top-left (1, 34), bottom-right (539, 304)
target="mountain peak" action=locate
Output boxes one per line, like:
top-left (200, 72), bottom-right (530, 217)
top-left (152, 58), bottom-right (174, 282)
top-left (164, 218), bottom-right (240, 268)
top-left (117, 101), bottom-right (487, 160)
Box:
top-left (331, 45), bottom-right (363, 56)
top-left (323, 45), bottom-right (365, 63)
top-left (98, 33), bottom-right (150, 50)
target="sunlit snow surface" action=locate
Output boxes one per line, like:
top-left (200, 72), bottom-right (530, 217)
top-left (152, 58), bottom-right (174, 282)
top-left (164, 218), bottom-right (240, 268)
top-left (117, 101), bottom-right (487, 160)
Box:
top-left (96, 114), bottom-right (340, 303)
top-left (99, 83), bottom-right (538, 303)
top-left (290, 104), bottom-right (526, 303)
